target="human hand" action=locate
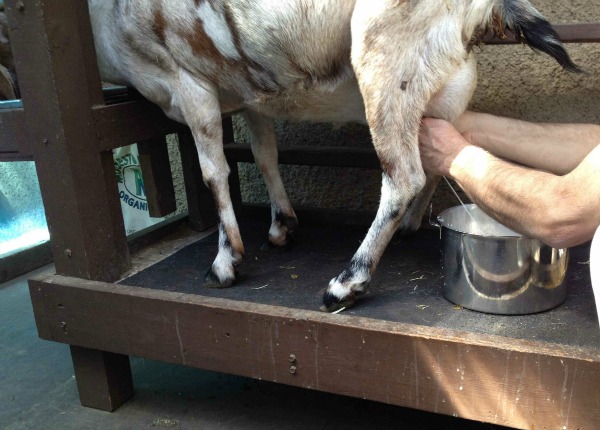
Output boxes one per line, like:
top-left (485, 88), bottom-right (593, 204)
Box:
top-left (419, 118), bottom-right (470, 177)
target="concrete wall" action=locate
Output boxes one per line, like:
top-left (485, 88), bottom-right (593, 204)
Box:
top-left (236, 0), bottom-right (600, 219)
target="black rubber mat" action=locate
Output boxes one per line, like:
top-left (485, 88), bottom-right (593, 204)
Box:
top-left (123, 217), bottom-right (600, 349)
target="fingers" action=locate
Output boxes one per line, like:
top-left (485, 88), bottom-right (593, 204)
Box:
top-left (419, 118), bottom-right (468, 177)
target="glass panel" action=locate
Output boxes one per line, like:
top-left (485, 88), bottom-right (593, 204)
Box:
top-left (0, 161), bottom-right (49, 257)
top-left (0, 146), bottom-right (171, 259)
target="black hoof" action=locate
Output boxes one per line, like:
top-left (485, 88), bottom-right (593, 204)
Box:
top-left (203, 267), bottom-right (235, 289)
top-left (396, 227), bottom-right (418, 238)
top-left (260, 235), bottom-right (294, 252)
top-left (320, 291), bottom-right (356, 313)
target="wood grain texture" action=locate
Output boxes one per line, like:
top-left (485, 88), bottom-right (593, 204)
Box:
top-left (70, 345), bottom-right (134, 412)
top-left (5, 0), bottom-right (129, 281)
top-left (29, 273), bottom-right (600, 429)
top-left (137, 137), bottom-right (177, 218)
top-left (483, 23), bottom-right (600, 45)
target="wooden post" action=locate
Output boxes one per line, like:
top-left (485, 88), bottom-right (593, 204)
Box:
top-left (70, 346), bottom-right (133, 412)
top-left (137, 137), bottom-right (177, 218)
top-left (177, 128), bottom-right (218, 231)
top-left (6, 0), bottom-right (129, 281)
top-left (222, 116), bottom-right (243, 212)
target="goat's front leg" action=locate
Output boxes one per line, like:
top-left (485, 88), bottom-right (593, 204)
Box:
top-left (176, 71), bottom-right (243, 288)
top-left (242, 110), bottom-right (298, 250)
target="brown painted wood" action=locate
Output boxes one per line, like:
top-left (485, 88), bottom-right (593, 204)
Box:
top-left (93, 100), bottom-right (182, 152)
top-left (0, 108), bottom-right (29, 157)
top-left (225, 143), bottom-right (381, 169)
top-left (222, 117), bottom-right (244, 211)
top-left (177, 129), bottom-right (218, 231)
top-left (0, 151), bottom-right (32, 161)
top-left (137, 138), bottom-right (177, 218)
top-left (29, 274), bottom-right (600, 429)
top-left (483, 23), bottom-right (600, 45)
top-left (70, 345), bottom-right (134, 412)
top-left (6, 0), bottom-right (129, 281)
top-left (0, 241), bottom-right (52, 284)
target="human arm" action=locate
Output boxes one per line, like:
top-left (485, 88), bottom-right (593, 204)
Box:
top-left (454, 111), bottom-right (600, 175)
top-left (419, 117), bottom-right (600, 248)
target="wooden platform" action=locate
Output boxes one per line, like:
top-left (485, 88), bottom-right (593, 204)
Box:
top-left (29, 215), bottom-right (600, 429)
top-left (4, 2), bottom-right (599, 428)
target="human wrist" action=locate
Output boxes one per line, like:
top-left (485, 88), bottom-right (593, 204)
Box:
top-left (453, 111), bottom-right (476, 136)
top-left (448, 145), bottom-right (490, 181)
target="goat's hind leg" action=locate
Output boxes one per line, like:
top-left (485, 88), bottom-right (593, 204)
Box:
top-left (321, 3), bottom-right (469, 311)
top-left (397, 175), bottom-right (440, 233)
top-left (176, 71), bottom-right (244, 288)
top-left (398, 55), bottom-right (478, 233)
top-left (242, 110), bottom-right (298, 251)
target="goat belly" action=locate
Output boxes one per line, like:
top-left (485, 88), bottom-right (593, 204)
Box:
top-left (122, 0), bottom-right (361, 122)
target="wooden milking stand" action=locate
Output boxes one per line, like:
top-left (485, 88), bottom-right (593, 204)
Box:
top-left (1, 1), bottom-right (600, 428)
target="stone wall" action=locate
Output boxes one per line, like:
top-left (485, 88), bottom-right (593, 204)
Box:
top-left (235, 0), bottom-right (600, 221)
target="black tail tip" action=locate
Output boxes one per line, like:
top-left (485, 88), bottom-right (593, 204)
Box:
top-left (512, 15), bottom-right (583, 73)
top-left (500, 0), bottom-right (583, 73)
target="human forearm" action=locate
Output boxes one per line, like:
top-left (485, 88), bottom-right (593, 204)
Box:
top-left (449, 145), bottom-right (596, 247)
top-left (455, 112), bottom-right (600, 175)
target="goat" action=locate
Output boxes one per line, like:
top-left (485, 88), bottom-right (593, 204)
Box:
top-left (87, 0), bottom-right (579, 312)
top-left (0, 3), bottom-right (17, 100)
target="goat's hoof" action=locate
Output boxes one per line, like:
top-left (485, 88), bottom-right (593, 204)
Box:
top-left (260, 235), bottom-right (294, 252)
top-left (396, 227), bottom-right (419, 238)
top-left (203, 266), bottom-right (235, 289)
top-left (320, 291), bottom-right (356, 313)
top-left (398, 219), bottom-right (422, 235)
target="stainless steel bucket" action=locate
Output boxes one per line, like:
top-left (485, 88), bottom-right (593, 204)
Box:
top-left (436, 204), bottom-right (569, 314)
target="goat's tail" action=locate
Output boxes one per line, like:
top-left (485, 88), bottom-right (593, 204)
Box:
top-left (498, 0), bottom-right (582, 73)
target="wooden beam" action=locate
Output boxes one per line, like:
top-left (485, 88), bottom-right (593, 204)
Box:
top-left (137, 137), bottom-right (177, 218)
top-left (6, 0), bottom-right (129, 281)
top-left (225, 143), bottom-right (381, 169)
top-left (33, 281), bottom-right (134, 413)
top-left (483, 23), bottom-right (600, 45)
top-left (70, 346), bottom-right (134, 412)
top-left (29, 274), bottom-right (600, 428)
top-left (0, 108), bottom-right (30, 157)
top-left (177, 129), bottom-right (218, 231)
top-left (93, 101), bottom-right (182, 152)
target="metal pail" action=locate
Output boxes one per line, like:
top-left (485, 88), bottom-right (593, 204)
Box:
top-left (436, 205), bottom-right (568, 314)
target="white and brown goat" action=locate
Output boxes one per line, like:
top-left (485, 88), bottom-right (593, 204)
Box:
top-left (0, 2), bottom-right (18, 100)
top-left (87, 0), bottom-right (579, 311)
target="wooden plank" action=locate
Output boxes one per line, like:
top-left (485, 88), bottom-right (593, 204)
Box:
top-left (483, 23), bottom-right (600, 45)
top-left (137, 137), bottom-right (177, 218)
top-left (6, 0), bottom-right (129, 281)
top-left (0, 151), bottom-right (32, 161)
top-left (29, 274), bottom-right (600, 428)
top-left (70, 346), bottom-right (134, 411)
top-left (177, 129), bottom-right (218, 231)
top-left (223, 117), bottom-right (243, 211)
top-left (0, 241), bottom-right (52, 284)
top-left (0, 108), bottom-right (30, 158)
top-left (225, 143), bottom-right (381, 169)
top-left (93, 100), bottom-right (182, 152)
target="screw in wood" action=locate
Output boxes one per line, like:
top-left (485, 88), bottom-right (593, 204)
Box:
top-left (289, 354), bottom-right (296, 363)
top-left (289, 365), bottom-right (297, 375)
top-left (43, 138), bottom-right (49, 144)
top-left (16, 1), bottom-right (25, 12)
top-left (64, 249), bottom-right (72, 258)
